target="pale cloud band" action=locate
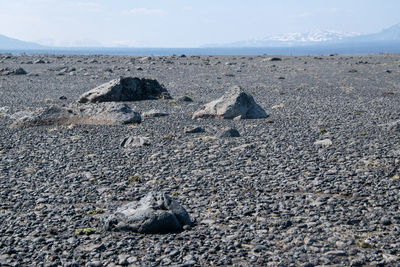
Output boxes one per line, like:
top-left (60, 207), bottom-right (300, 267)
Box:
top-left (122, 8), bottom-right (166, 16)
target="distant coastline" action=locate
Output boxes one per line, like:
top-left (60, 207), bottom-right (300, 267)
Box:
top-left (2, 42), bottom-right (400, 56)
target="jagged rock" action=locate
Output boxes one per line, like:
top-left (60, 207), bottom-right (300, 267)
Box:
top-left (120, 136), bottom-right (150, 147)
top-left (105, 192), bottom-right (191, 234)
top-left (142, 109), bottom-right (168, 118)
top-left (192, 86), bottom-right (268, 120)
top-left (217, 127), bottom-right (240, 138)
top-left (77, 77), bottom-right (171, 103)
top-left (10, 103), bottom-right (141, 127)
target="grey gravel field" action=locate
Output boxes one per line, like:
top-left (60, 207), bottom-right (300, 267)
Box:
top-left (0, 53), bottom-right (400, 266)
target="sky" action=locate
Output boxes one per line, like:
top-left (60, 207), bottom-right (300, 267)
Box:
top-left (0, 0), bottom-right (399, 47)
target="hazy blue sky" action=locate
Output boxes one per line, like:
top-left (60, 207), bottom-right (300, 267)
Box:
top-left (0, 0), bottom-right (399, 47)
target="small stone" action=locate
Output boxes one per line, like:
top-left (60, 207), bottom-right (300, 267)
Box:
top-left (314, 139), bottom-right (332, 147)
top-left (216, 127), bottom-right (240, 138)
top-left (381, 216), bottom-right (392, 225)
top-left (184, 126), bottom-right (205, 134)
top-left (120, 136), bottom-right (150, 147)
top-left (324, 250), bottom-right (347, 257)
top-left (177, 96), bottom-right (193, 102)
top-left (142, 109), bottom-right (168, 118)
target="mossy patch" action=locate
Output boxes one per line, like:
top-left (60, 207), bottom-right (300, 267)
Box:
top-left (128, 175), bottom-right (141, 183)
top-left (75, 228), bottom-right (97, 235)
top-left (87, 209), bottom-right (104, 215)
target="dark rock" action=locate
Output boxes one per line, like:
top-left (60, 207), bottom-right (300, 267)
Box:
top-left (77, 77), bottom-right (171, 103)
top-left (105, 192), bottom-right (191, 234)
top-left (270, 57), bottom-right (282, 61)
top-left (192, 86), bottom-right (268, 120)
top-left (0, 67), bottom-right (27, 75)
top-left (13, 67), bottom-right (27, 75)
top-left (216, 128), bottom-right (240, 138)
top-left (184, 126), bottom-right (205, 134)
top-left (177, 96), bottom-right (193, 102)
top-left (59, 96), bottom-right (67, 100)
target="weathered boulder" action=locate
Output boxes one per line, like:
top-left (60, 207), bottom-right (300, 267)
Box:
top-left (11, 106), bottom-right (69, 127)
top-left (105, 192), bottom-right (191, 234)
top-left (192, 86), bottom-right (268, 120)
top-left (75, 103), bottom-right (141, 125)
top-left (11, 103), bottom-right (141, 127)
top-left (78, 77), bottom-right (171, 103)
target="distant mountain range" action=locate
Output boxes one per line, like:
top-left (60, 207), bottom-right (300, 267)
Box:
top-left (205, 23), bottom-right (400, 47)
top-left (0, 34), bottom-right (45, 50)
top-left (1, 23), bottom-right (400, 55)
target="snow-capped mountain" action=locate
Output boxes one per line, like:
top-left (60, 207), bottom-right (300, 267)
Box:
top-left (265, 31), bottom-right (359, 42)
top-left (207, 23), bottom-right (400, 47)
top-left (221, 30), bottom-right (360, 47)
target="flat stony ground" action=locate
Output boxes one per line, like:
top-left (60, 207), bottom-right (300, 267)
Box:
top-left (0, 53), bottom-right (400, 267)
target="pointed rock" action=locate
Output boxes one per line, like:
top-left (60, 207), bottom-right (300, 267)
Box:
top-left (78, 77), bottom-right (171, 103)
top-left (192, 86), bottom-right (268, 120)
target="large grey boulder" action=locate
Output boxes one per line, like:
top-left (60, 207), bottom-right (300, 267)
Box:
top-left (11, 106), bottom-right (70, 127)
top-left (75, 103), bottom-right (141, 125)
top-left (192, 86), bottom-right (268, 120)
top-left (11, 103), bottom-right (141, 127)
top-left (105, 192), bottom-right (192, 234)
top-left (78, 77), bottom-right (171, 103)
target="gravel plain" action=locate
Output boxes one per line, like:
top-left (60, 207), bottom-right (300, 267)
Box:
top-left (0, 53), bottom-right (400, 266)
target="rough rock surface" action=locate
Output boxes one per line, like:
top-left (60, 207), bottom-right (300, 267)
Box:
top-left (192, 86), bottom-right (268, 119)
top-left (105, 192), bottom-right (191, 234)
top-left (78, 77), bottom-right (171, 103)
top-left (11, 103), bottom-right (141, 127)
top-left (1, 54), bottom-right (400, 266)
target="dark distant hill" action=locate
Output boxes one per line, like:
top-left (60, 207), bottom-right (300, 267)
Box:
top-left (0, 34), bottom-right (45, 50)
